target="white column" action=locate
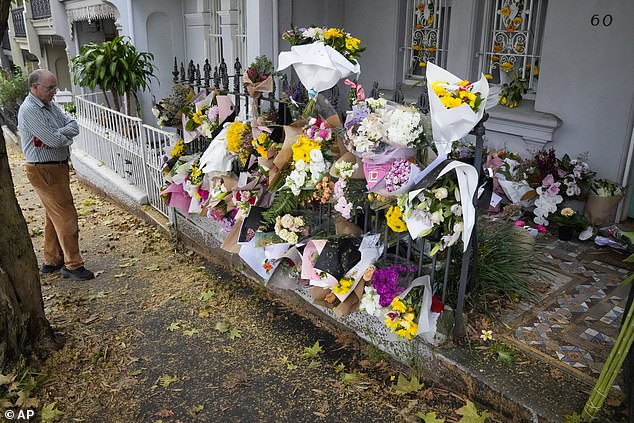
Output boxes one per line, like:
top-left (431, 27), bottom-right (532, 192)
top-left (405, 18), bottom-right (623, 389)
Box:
top-left (217, 0), bottom-right (240, 68)
top-left (245, 0), bottom-right (274, 65)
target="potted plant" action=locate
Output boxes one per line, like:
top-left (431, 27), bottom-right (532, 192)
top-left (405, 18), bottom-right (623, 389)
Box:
top-left (552, 207), bottom-right (587, 241)
top-left (584, 178), bottom-right (624, 225)
top-left (498, 70), bottom-right (528, 108)
top-left (71, 36), bottom-right (157, 116)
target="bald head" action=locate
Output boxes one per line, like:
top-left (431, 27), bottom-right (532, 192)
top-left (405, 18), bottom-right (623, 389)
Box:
top-left (29, 69), bottom-right (58, 104)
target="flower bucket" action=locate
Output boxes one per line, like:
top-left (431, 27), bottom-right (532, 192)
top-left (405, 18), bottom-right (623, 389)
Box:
top-left (584, 193), bottom-right (623, 225)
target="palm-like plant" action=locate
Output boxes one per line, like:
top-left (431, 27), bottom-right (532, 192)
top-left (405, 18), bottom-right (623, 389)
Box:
top-left (71, 36), bottom-right (157, 115)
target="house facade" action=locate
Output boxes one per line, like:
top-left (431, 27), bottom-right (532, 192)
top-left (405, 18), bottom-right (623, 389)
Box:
top-left (5, 0), bottom-right (634, 217)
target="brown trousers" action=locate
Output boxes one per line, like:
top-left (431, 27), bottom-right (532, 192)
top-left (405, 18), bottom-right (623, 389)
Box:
top-left (25, 163), bottom-right (83, 270)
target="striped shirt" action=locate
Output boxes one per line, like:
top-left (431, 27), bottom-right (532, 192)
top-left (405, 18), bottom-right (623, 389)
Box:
top-left (18, 93), bottom-right (79, 163)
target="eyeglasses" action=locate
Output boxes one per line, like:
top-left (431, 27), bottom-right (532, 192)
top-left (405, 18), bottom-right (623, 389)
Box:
top-left (37, 84), bottom-right (58, 93)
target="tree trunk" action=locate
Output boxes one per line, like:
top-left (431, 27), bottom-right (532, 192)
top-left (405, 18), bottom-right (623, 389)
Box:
top-left (0, 119), bottom-right (55, 371)
top-left (111, 89), bottom-right (121, 112)
top-left (125, 91), bottom-right (131, 116)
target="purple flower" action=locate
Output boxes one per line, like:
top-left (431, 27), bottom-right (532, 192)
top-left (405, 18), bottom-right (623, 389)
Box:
top-left (207, 105), bottom-right (219, 122)
top-left (371, 265), bottom-right (415, 307)
top-left (344, 103), bottom-right (370, 130)
top-left (219, 217), bottom-right (235, 232)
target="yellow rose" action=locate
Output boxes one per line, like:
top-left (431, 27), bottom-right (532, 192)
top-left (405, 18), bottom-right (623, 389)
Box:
top-left (500, 6), bottom-right (510, 16)
top-left (501, 61), bottom-right (513, 71)
top-left (513, 16), bottom-right (523, 26)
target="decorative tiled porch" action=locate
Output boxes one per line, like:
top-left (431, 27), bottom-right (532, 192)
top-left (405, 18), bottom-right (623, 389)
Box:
top-left (501, 237), bottom-right (632, 387)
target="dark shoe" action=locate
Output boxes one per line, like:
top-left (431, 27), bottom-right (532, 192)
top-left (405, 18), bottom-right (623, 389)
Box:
top-left (41, 263), bottom-right (64, 273)
top-left (60, 266), bottom-right (94, 281)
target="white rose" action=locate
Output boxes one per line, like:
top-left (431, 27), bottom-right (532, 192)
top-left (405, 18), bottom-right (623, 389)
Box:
top-left (293, 217), bottom-right (304, 229)
top-left (278, 228), bottom-right (290, 240)
top-left (434, 187), bottom-right (448, 200)
top-left (287, 232), bottom-right (299, 245)
top-left (281, 214), bottom-right (295, 229)
top-left (453, 222), bottom-right (464, 233)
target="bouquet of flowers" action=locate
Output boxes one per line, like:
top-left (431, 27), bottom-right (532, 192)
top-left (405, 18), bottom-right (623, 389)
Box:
top-left (426, 62), bottom-right (488, 155)
top-left (399, 175), bottom-right (464, 256)
top-left (344, 97), bottom-right (425, 160)
top-left (181, 93), bottom-right (235, 143)
top-left (591, 178), bottom-right (623, 197)
top-left (244, 55), bottom-right (275, 98)
top-left (282, 119), bottom-right (332, 196)
top-left (226, 120), bottom-right (254, 167)
top-left (274, 214), bottom-right (305, 245)
top-left (278, 26), bottom-right (364, 116)
top-left (153, 83), bottom-right (194, 127)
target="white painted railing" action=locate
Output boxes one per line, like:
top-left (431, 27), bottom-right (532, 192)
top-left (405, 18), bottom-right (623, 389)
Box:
top-left (74, 93), bottom-right (177, 218)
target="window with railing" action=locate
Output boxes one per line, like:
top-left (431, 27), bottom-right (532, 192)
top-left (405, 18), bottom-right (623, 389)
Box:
top-left (11, 8), bottom-right (26, 37)
top-left (30, 0), bottom-right (51, 20)
top-left (477, 0), bottom-right (546, 91)
top-left (209, 0), bottom-right (246, 67)
top-left (404, 0), bottom-right (451, 82)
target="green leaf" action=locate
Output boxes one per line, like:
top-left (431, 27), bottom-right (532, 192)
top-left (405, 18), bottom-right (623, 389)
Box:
top-left (183, 328), bottom-right (200, 337)
top-left (199, 289), bottom-right (215, 301)
top-left (228, 327), bottom-right (242, 340)
top-left (158, 374), bottom-right (179, 388)
top-left (41, 402), bottom-right (64, 422)
top-left (286, 362), bottom-right (298, 371)
top-left (214, 321), bottom-right (230, 333)
top-left (301, 341), bottom-right (323, 359)
top-left (456, 400), bottom-right (490, 423)
top-left (166, 322), bottom-right (180, 331)
top-left (334, 363), bottom-right (345, 373)
top-left (341, 372), bottom-right (365, 385)
top-left (620, 272), bottom-right (634, 287)
top-left (191, 405), bottom-right (204, 414)
top-left (416, 411), bottom-right (445, 423)
top-left (145, 264), bottom-right (161, 272)
top-left (393, 374), bottom-right (424, 395)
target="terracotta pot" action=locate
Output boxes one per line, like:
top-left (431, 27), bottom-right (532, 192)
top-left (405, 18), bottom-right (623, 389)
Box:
top-left (558, 225), bottom-right (574, 241)
top-left (584, 193), bottom-right (623, 225)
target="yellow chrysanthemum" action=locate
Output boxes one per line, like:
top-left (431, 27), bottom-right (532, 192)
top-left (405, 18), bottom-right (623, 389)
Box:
top-left (226, 121), bottom-right (246, 153)
top-left (170, 140), bottom-right (185, 158)
top-left (192, 110), bottom-right (202, 125)
top-left (386, 206), bottom-right (407, 233)
top-left (292, 134), bottom-right (321, 163)
top-left (431, 81), bottom-right (449, 96)
top-left (391, 297), bottom-right (407, 313)
top-left (333, 277), bottom-right (354, 294)
top-left (500, 6), bottom-right (510, 16)
top-left (325, 27), bottom-right (344, 40)
top-left (190, 165), bottom-right (203, 185)
top-left (346, 37), bottom-right (361, 51)
top-left (513, 16), bottom-right (523, 25)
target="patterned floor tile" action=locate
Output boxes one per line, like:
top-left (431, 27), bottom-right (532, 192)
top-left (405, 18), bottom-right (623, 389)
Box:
top-left (537, 311), bottom-right (570, 328)
top-left (558, 297), bottom-right (589, 313)
top-left (609, 296), bottom-right (622, 306)
top-left (556, 345), bottom-right (593, 368)
top-left (579, 328), bottom-right (615, 345)
top-left (515, 326), bottom-right (550, 346)
top-left (600, 306), bottom-right (624, 327)
top-left (576, 285), bottom-right (606, 301)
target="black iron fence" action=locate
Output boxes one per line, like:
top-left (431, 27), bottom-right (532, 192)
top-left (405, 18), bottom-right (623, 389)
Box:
top-left (170, 55), bottom-right (487, 339)
top-left (11, 8), bottom-right (26, 37)
top-left (30, 0), bottom-right (51, 20)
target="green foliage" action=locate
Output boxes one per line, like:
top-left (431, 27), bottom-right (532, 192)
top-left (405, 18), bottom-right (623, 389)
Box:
top-left (41, 402), bottom-right (64, 422)
top-left (0, 68), bottom-right (28, 130)
top-left (488, 343), bottom-right (517, 366)
top-left (261, 191), bottom-right (300, 227)
top-left (71, 36), bottom-right (156, 114)
top-left (392, 373), bottom-right (424, 395)
top-left (499, 70), bottom-right (528, 108)
top-left (455, 400), bottom-right (490, 422)
top-left (446, 220), bottom-right (534, 313)
top-left (300, 341), bottom-right (323, 359)
top-left (562, 413), bottom-right (583, 423)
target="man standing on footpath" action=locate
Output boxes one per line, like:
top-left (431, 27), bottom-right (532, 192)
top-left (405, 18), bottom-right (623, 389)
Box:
top-left (18, 69), bottom-right (94, 281)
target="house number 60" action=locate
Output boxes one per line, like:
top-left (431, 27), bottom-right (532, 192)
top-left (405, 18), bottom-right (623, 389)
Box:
top-left (591, 14), bottom-right (613, 26)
